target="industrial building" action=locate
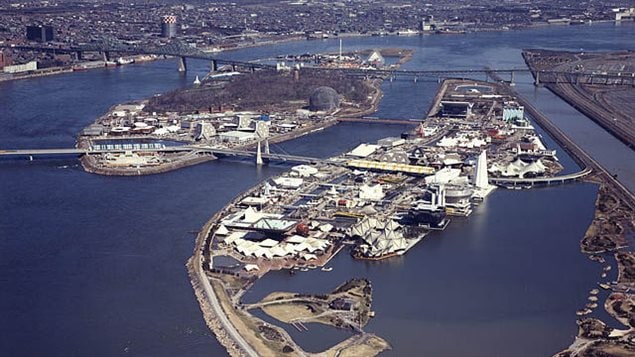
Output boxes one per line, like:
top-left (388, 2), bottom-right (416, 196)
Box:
top-left (26, 25), bottom-right (54, 42)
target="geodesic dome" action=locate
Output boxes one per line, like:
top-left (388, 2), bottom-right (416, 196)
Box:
top-left (309, 86), bottom-right (340, 112)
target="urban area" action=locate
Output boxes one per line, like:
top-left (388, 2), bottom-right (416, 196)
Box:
top-left (0, 0), bottom-right (634, 79)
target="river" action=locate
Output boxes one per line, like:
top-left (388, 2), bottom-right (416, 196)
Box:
top-left (0, 23), bottom-right (633, 356)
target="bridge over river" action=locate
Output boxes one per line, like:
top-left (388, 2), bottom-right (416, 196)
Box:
top-left (8, 40), bottom-right (628, 85)
top-left (6, 40), bottom-right (634, 85)
top-left (0, 143), bottom-right (593, 188)
top-left (0, 145), bottom-right (328, 165)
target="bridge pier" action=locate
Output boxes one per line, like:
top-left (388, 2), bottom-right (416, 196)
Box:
top-left (75, 51), bottom-right (83, 61)
top-left (534, 71), bottom-right (541, 86)
top-left (178, 56), bottom-right (187, 72)
top-left (102, 51), bottom-right (110, 62)
top-left (210, 59), bottom-right (218, 72)
top-left (256, 141), bottom-right (263, 165)
top-left (264, 138), bottom-right (270, 155)
top-left (510, 71), bottom-right (515, 86)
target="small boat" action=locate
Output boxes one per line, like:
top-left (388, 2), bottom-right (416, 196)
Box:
top-left (321, 266), bottom-right (333, 272)
top-left (300, 267), bottom-right (309, 272)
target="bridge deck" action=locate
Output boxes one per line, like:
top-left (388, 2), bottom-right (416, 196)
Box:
top-left (489, 167), bottom-right (593, 185)
top-left (0, 146), bottom-right (325, 164)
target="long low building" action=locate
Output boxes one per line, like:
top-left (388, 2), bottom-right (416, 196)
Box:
top-left (347, 159), bottom-right (435, 175)
top-left (218, 130), bottom-right (257, 143)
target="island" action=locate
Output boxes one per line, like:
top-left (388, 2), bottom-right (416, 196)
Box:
top-left (75, 49), bottom-right (410, 176)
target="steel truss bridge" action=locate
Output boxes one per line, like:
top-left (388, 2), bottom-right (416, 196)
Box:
top-left (6, 39), bottom-right (633, 84)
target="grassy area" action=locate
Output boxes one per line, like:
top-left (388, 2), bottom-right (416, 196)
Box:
top-left (258, 279), bottom-right (373, 328)
top-left (338, 336), bottom-right (390, 357)
top-left (317, 334), bottom-right (390, 357)
top-left (210, 277), bottom-right (297, 356)
top-left (144, 69), bottom-right (374, 114)
top-left (261, 302), bottom-right (324, 323)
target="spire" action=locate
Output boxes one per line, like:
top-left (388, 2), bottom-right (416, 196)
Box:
top-left (474, 150), bottom-right (489, 189)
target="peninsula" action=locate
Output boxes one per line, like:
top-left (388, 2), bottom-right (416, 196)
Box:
top-left (185, 78), bottom-right (626, 356)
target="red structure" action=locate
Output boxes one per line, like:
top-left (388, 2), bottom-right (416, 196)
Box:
top-left (0, 51), bottom-right (12, 69)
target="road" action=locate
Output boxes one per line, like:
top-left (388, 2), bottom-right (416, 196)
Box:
top-left (193, 239), bottom-right (259, 357)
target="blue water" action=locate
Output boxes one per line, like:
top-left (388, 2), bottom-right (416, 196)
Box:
top-left (1, 22), bottom-right (633, 356)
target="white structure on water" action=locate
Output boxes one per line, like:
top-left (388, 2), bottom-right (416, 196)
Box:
top-left (472, 150), bottom-right (496, 199)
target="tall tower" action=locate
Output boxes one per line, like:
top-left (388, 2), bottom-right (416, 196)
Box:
top-left (473, 151), bottom-right (489, 189)
top-left (161, 15), bottom-right (178, 38)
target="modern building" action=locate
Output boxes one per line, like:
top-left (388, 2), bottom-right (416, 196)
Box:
top-left (503, 102), bottom-right (525, 122)
top-left (440, 101), bottom-right (473, 118)
top-left (160, 15), bottom-right (178, 38)
top-left (26, 25), bottom-right (54, 42)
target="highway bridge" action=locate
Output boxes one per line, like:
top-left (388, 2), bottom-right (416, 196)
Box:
top-left (0, 40), bottom-right (531, 81)
top-left (5, 40), bottom-right (634, 84)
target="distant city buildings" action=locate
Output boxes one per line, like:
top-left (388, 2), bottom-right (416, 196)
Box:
top-left (0, 0), bottom-right (632, 71)
top-left (26, 25), bottom-right (54, 42)
top-left (161, 15), bottom-right (177, 38)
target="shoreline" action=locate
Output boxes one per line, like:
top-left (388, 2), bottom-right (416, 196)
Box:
top-left (496, 81), bottom-right (635, 355)
top-left (187, 78), bottom-right (597, 356)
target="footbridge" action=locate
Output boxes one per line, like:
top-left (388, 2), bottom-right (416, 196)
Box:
top-left (337, 117), bottom-right (422, 125)
top-left (489, 167), bottom-right (593, 187)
